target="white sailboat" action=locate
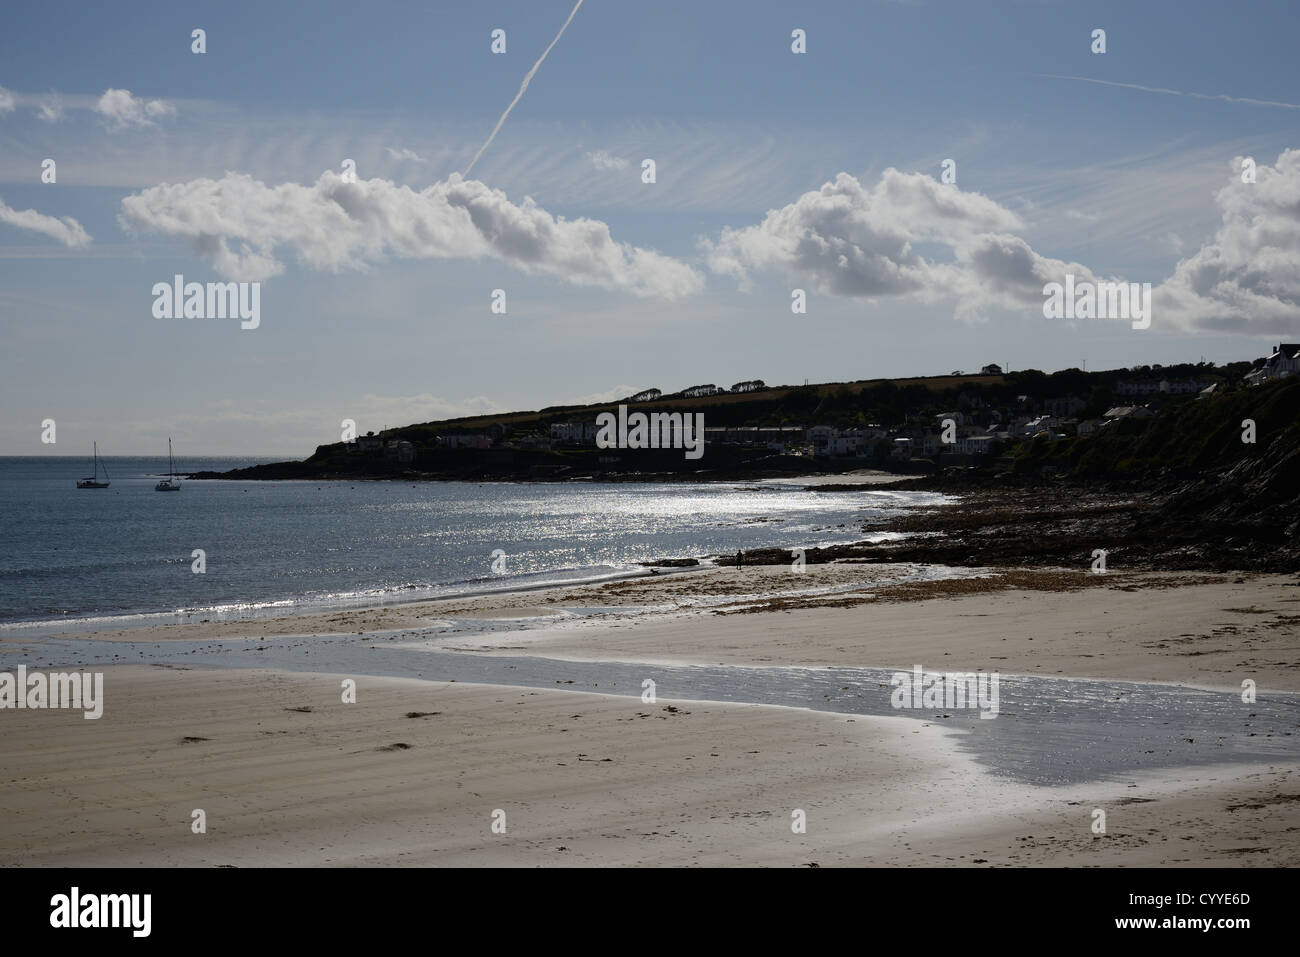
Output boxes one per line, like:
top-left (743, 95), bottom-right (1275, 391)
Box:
top-left (76, 442), bottom-right (111, 488)
top-left (155, 438), bottom-right (181, 491)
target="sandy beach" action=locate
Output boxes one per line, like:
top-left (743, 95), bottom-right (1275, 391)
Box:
top-left (1, 665), bottom-right (1295, 867)
top-left (3, 562), bottom-right (1298, 866)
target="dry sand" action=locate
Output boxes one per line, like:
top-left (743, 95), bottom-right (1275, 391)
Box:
top-left (4, 563), bottom-right (1298, 866)
top-left (1, 666), bottom-right (1294, 867)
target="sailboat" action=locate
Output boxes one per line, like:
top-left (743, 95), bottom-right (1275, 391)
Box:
top-left (76, 442), bottom-right (111, 488)
top-left (155, 438), bottom-right (181, 491)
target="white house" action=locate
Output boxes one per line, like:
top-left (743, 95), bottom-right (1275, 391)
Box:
top-left (1246, 344), bottom-right (1300, 385)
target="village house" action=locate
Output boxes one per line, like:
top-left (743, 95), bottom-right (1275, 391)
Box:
top-left (437, 434), bottom-right (492, 450)
top-left (1115, 379), bottom-right (1162, 397)
top-left (1020, 415), bottom-right (1062, 436)
top-left (1042, 395), bottom-right (1086, 417)
top-left (1245, 343), bottom-right (1300, 385)
top-left (550, 422), bottom-right (600, 444)
top-left (383, 439), bottom-right (415, 464)
top-left (1117, 378), bottom-right (1211, 396)
top-left (707, 426), bottom-right (808, 449)
top-left (956, 434), bottom-right (996, 455)
top-left (1103, 405), bottom-right (1154, 421)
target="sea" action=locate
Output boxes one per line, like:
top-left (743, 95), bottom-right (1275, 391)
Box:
top-left (0, 456), bottom-right (947, 635)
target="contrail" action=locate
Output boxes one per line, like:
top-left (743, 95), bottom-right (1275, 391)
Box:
top-left (1036, 73), bottom-right (1300, 111)
top-left (463, 0), bottom-right (585, 176)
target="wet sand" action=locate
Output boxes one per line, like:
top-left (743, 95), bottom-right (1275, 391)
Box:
top-left (3, 563), bottom-right (1298, 866)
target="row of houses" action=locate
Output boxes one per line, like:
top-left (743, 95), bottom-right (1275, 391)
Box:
top-left (348, 436), bottom-right (418, 462)
top-left (473, 405), bottom-right (1157, 462)
top-left (1115, 378), bottom-right (1213, 396)
top-left (351, 358), bottom-right (1254, 464)
top-left (358, 398), bottom-right (1174, 464)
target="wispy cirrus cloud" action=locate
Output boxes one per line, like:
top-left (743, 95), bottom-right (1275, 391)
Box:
top-left (37, 94), bottom-right (64, 123)
top-left (385, 146), bottom-right (428, 163)
top-left (586, 149), bottom-right (629, 171)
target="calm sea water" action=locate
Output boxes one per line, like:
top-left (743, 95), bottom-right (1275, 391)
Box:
top-left (0, 457), bottom-right (945, 632)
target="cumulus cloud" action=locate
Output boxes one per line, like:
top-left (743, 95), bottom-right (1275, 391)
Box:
top-left (702, 170), bottom-right (1023, 295)
top-left (1156, 150), bottom-right (1300, 334)
top-left (586, 149), bottom-right (629, 171)
top-left (118, 170), bottom-right (703, 297)
top-left (939, 233), bottom-right (1101, 324)
top-left (94, 88), bottom-right (175, 128)
top-left (0, 86), bottom-right (14, 114)
top-left (385, 147), bottom-right (428, 163)
top-left (702, 168), bottom-right (1084, 320)
top-left (0, 197), bottom-right (92, 246)
top-left (707, 159), bottom-right (1300, 333)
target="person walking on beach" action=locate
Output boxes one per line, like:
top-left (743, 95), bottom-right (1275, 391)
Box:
top-left (736, 549), bottom-right (743, 570)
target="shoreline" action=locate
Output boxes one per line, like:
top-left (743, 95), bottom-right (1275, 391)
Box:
top-left (11, 562), bottom-right (1299, 693)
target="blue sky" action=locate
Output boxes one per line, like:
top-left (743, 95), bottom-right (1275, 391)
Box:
top-left (3, 0), bottom-right (1299, 454)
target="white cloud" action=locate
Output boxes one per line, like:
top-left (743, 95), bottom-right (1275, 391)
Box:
top-left (118, 170), bottom-right (703, 297)
top-left (94, 88), bottom-right (175, 129)
top-left (0, 197), bottom-right (92, 247)
top-left (702, 168), bottom-right (1085, 321)
top-left (705, 158), bottom-right (1300, 333)
top-left (939, 233), bottom-right (1101, 324)
top-left (586, 149), bottom-right (629, 171)
top-left (0, 87), bottom-right (14, 114)
top-left (1156, 149), bottom-right (1300, 334)
top-left (385, 146), bottom-right (428, 163)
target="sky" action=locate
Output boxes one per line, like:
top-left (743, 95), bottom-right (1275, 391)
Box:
top-left (2, 0), bottom-right (1299, 455)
